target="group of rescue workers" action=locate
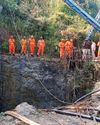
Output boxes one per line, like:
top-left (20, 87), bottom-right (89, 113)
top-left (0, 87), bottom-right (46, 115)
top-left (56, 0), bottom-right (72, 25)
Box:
top-left (8, 34), bottom-right (100, 60)
top-left (58, 38), bottom-right (100, 60)
top-left (58, 38), bottom-right (74, 59)
top-left (8, 35), bottom-right (45, 56)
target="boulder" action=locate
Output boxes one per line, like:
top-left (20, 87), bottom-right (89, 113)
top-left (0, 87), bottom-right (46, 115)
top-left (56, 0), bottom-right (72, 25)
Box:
top-left (15, 102), bottom-right (36, 116)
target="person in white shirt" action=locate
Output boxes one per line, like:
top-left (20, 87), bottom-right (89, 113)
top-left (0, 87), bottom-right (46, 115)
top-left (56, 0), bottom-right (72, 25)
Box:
top-left (91, 41), bottom-right (96, 60)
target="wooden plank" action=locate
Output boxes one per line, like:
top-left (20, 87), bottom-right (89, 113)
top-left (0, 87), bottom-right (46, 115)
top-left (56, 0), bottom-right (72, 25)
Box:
top-left (5, 111), bottom-right (40, 125)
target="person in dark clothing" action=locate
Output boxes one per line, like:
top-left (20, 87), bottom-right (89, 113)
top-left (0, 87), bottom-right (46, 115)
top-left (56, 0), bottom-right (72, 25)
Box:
top-left (82, 40), bottom-right (91, 61)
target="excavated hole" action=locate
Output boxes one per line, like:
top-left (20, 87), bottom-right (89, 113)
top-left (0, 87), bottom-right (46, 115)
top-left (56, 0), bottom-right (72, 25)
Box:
top-left (0, 56), bottom-right (96, 112)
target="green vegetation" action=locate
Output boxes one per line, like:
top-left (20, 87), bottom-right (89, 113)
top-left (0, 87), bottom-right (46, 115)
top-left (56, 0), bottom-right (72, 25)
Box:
top-left (73, 61), bottom-right (96, 96)
top-left (0, 0), bottom-right (100, 54)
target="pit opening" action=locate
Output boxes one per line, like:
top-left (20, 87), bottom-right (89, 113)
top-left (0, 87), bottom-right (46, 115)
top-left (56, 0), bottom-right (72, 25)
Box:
top-left (0, 55), bottom-right (96, 112)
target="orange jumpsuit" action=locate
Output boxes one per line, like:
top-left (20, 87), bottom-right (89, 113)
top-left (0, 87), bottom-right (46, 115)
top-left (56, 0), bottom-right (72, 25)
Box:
top-left (97, 41), bottom-right (100, 57)
top-left (58, 41), bottom-right (65, 59)
top-left (29, 38), bottom-right (36, 55)
top-left (8, 38), bottom-right (15, 54)
top-left (65, 41), bottom-right (73, 58)
top-left (21, 39), bottom-right (27, 54)
top-left (37, 40), bottom-right (45, 56)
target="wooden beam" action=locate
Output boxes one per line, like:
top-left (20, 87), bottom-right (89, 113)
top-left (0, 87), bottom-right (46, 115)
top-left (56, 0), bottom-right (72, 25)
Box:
top-left (5, 111), bottom-right (40, 125)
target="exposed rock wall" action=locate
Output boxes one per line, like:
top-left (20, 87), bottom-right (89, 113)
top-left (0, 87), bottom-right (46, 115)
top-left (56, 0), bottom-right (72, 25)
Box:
top-left (0, 55), bottom-right (97, 111)
top-left (0, 55), bottom-right (69, 111)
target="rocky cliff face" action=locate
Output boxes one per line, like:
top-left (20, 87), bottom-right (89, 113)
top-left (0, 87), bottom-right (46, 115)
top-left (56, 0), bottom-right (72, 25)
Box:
top-left (0, 55), bottom-right (98, 112)
top-left (0, 55), bottom-right (70, 111)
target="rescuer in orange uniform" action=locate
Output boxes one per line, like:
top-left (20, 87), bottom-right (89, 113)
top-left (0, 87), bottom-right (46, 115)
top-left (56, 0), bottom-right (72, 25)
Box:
top-left (29, 35), bottom-right (36, 56)
top-left (37, 36), bottom-right (45, 56)
top-left (58, 39), bottom-right (65, 59)
top-left (8, 35), bottom-right (15, 55)
top-left (21, 36), bottom-right (27, 55)
top-left (97, 40), bottom-right (100, 57)
top-left (65, 39), bottom-right (74, 58)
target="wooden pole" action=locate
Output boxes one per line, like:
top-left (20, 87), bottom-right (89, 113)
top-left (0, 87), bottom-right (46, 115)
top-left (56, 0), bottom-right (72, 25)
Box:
top-left (5, 111), bottom-right (40, 125)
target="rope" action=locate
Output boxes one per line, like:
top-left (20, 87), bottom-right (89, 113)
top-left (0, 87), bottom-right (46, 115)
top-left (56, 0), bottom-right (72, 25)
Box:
top-left (26, 56), bottom-right (71, 105)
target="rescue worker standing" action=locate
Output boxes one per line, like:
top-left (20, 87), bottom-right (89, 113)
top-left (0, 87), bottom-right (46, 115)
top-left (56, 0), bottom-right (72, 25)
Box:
top-left (21, 36), bottom-right (27, 55)
top-left (29, 35), bottom-right (36, 56)
top-left (58, 39), bottom-right (65, 59)
top-left (91, 41), bottom-right (96, 59)
top-left (65, 39), bottom-right (73, 58)
top-left (37, 36), bottom-right (45, 57)
top-left (97, 39), bottom-right (100, 57)
top-left (8, 35), bottom-right (15, 55)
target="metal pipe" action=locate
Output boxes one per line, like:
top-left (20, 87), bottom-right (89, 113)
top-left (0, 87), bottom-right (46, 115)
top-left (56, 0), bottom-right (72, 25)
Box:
top-left (52, 109), bottom-right (100, 122)
top-left (74, 89), bottom-right (100, 104)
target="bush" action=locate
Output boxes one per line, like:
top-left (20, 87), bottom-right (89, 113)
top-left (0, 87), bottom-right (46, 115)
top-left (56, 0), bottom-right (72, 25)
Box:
top-left (1, 40), bottom-right (8, 53)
